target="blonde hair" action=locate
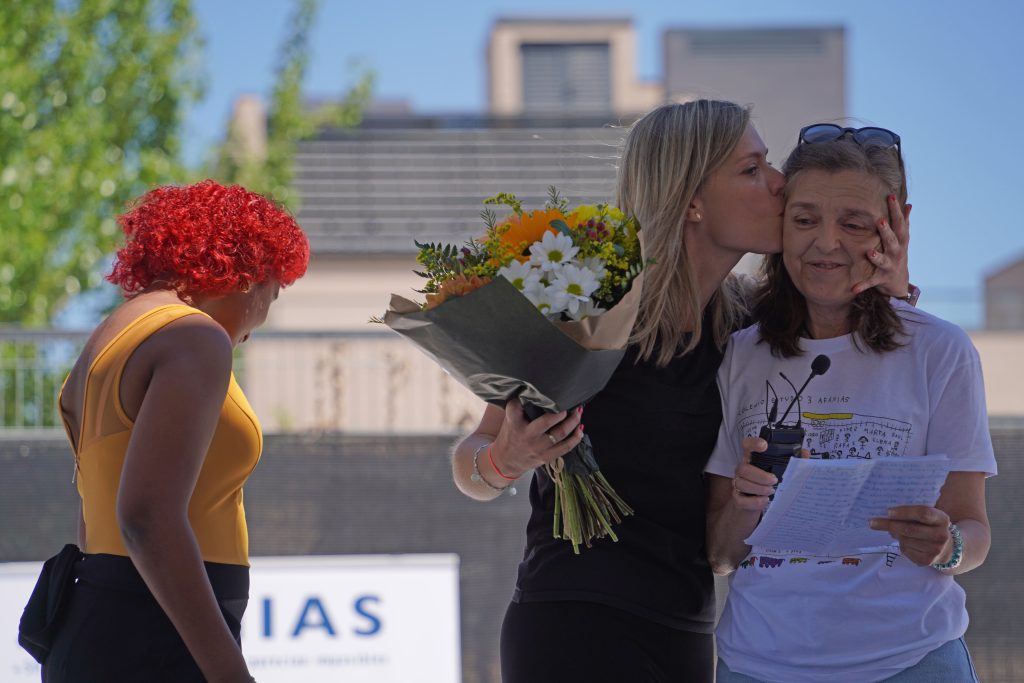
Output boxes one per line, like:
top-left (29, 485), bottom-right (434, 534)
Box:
top-left (617, 100), bottom-right (751, 367)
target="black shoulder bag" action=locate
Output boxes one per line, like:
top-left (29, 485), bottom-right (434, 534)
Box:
top-left (17, 543), bottom-right (83, 664)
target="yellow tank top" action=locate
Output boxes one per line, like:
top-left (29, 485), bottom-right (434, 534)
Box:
top-left (59, 304), bottom-right (263, 566)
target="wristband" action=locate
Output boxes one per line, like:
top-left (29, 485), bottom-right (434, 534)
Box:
top-left (471, 444), bottom-right (516, 496)
top-left (931, 522), bottom-right (963, 571)
top-left (488, 447), bottom-right (519, 481)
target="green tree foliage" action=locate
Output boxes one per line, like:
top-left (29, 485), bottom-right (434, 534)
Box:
top-left (209, 0), bottom-right (373, 209)
top-left (0, 0), bottom-right (202, 325)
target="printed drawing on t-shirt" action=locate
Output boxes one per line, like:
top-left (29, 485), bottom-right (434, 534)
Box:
top-left (734, 381), bottom-right (912, 568)
top-left (736, 382), bottom-right (913, 460)
top-left (737, 549), bottom-right (902, 571)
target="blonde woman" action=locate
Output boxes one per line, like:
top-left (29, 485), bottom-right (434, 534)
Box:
top-left (452, 101), bottom-right (912, 681)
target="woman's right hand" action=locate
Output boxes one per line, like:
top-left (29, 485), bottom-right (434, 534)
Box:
top-left (707, 435), bottom-right (779, 575)
top-left (490, 399), bottom-right (584, 478)
top-left (730, 436), bottom-right (778, 513)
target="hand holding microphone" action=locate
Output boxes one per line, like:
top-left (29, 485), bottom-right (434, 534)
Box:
top-left (751, 354), bottom-right (831, 491)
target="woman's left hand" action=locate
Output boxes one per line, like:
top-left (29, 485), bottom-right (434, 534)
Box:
top-left (853, 195), bottom-right (912, 297)
top-left (870, 505), bottom-right (952, 566)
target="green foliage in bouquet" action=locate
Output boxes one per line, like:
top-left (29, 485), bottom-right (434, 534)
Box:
top-left (413, 187), bottom-right (647, 320)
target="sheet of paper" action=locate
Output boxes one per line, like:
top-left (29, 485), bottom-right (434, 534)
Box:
top-left (745, 455), bottom-right (950, 554)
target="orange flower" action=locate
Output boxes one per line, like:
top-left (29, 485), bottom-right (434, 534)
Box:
top-left (498, 208), bottom-right (566, 258)
top-left (424, 275), bottom-right (492, 310)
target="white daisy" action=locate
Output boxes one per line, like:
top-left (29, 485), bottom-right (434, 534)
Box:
top-left (580, 256), bottom-right (607, 281)
top-left (568, 298), bottom-right (606, 321)
top-left (528, 231), bottom-right (578, 272)
top-left (498, 260), bottom-right (542, 295)
top-left (524, 284), bottom-right (569, 318)
top-left (549, 264), bottom-right (601, 315)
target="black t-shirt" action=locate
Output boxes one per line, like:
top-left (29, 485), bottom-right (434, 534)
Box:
top-left (513, 325), bottom-right (725, 633)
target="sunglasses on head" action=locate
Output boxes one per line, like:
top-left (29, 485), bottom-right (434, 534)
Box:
top-left (799, 124), bottom-right (901, 157)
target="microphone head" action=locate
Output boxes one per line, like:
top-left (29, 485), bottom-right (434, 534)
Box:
top-left (811, 354), bottom-right (831, 376)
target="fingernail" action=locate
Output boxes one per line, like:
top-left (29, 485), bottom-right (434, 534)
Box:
top-left (888, 194), bottom-right (896, 202)
top-left (578, 406), bottom-right (584, 415)
top-left (868, 249), bottom-right (877, 259)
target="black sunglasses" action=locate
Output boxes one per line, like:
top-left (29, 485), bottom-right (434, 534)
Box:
top-left (799, 124), bottom-right (901, 157)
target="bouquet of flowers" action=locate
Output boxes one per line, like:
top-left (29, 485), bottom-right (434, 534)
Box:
top-left (381, 188), bottom-right (648, 553)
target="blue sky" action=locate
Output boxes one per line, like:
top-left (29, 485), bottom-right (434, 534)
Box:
top-left (188, 0), bottom-right (1024, 328)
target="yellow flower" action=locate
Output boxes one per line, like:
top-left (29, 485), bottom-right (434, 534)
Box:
top-left (571, 205), bottom-right (602, 226)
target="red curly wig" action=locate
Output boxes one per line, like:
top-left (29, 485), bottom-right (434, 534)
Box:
top-left (108, 180), bottom-right (310, 297)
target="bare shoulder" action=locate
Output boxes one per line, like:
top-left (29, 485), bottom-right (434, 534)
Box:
top-left (146, 314), bottom-right (233, 376)
top-left (116, 311), bottom-right (233, 399)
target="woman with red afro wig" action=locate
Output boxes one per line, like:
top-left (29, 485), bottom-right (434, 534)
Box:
top-left (39, 181), bottom-right (308, 682)
top-left (109, 179), bottom-right (309, 302)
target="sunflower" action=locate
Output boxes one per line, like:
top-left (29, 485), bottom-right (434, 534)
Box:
top-left (497, 208), bottom-right (567, 259)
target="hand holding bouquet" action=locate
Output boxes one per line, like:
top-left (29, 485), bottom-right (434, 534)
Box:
top-left (382, 188), bottom-right (648, 552)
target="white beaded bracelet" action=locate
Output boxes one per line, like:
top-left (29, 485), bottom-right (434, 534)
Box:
top-left (931, 522), bottom-right (963, 571)
top-left (471, 443), bottom-right (516, 496)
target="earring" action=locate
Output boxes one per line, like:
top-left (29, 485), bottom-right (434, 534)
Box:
top-left (694, 211), bottom-right (702, 221)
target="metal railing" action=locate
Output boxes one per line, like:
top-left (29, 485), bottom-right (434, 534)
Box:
top-left (0, 328), bottom-right (483, 435)
top-left (0, 329), bottom-right (85, 435)
top-left (0, 287), bottom-right (1006, 434)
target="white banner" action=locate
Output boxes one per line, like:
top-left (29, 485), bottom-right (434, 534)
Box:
top-left (0, 553), bottom-right (461, 683)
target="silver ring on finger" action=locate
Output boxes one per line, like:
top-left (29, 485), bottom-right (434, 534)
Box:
top-left (546, 431), bottom-right (558, 446)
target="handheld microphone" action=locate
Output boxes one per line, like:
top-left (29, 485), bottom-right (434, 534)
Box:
top-left (752, 354), bottom-right (831, 490)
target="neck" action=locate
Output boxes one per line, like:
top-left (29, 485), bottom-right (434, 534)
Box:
top-left (132, 286), bottom-right (190, 306)
top-left (805, 303), bottom-right (853, 339)
top-left (133, 286), bottom-right (235, 340)
top-left (683, 223), bottom-right (744, 323)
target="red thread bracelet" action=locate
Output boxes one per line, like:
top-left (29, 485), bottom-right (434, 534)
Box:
top-left (488, 446), bottom-right (518, 481)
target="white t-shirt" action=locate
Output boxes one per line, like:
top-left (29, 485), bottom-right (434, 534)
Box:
top-left (705, 302), bottom-right (996, 683)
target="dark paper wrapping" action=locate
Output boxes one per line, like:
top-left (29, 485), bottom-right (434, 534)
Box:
top-left (384, 276), bottom-right (627, 413)
top-left (383, 269), bottom-right (643, 551)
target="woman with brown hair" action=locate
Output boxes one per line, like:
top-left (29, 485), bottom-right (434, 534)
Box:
top-left (451, 103), bottom-right (914, 681)
top-left (42, 180), bottom-right (308, 682)
top-left (706, 127), bottom-right (993, 682)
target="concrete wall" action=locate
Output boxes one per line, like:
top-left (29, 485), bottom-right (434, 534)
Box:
top-left (984, 255), bottom-right (1024, 330)
top-left (970, 332), bottom-right (1024, 417)
top-left (3, 427), bottom-right (1023, 682)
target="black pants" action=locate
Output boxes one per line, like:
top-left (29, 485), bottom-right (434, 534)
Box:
top-left (501, 600), bottom-right (714, 683)
top-left (42, 554), bottom-right (248, 683)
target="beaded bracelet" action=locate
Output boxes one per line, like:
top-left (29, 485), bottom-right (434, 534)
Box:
top-left (931, 522), bottom-right (963, 571)
top-left (471, 444), bottom-right (516, 496)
